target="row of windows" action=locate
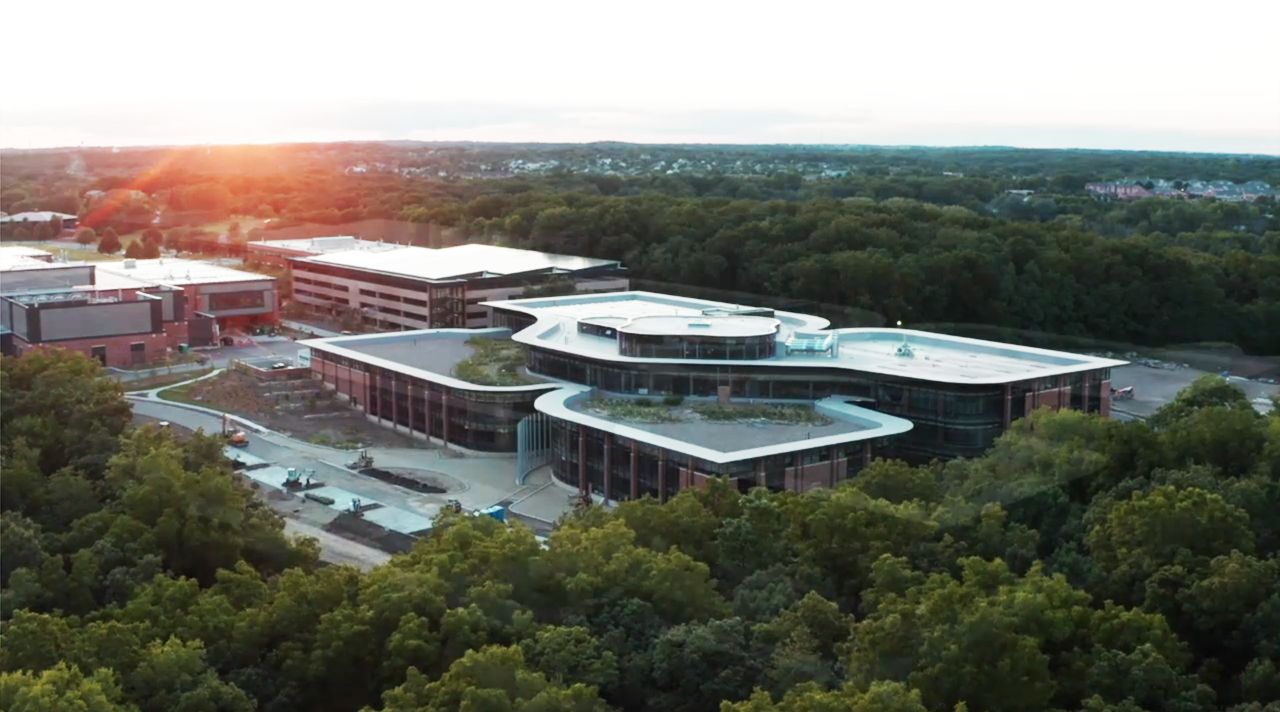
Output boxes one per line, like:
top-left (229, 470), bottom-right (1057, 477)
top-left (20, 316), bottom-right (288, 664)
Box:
top-left (550, 422), bottom-right (877, 500)
top-left (618, 332), bottom-right (777, 360)
top-left (295, 287), bottom-right (347, 304)
top-left (295, 275), bottom-right (349, 292)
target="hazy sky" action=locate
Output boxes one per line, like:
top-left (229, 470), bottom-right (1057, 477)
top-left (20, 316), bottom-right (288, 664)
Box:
top-left (2, 0), bottom-right (1277, 153)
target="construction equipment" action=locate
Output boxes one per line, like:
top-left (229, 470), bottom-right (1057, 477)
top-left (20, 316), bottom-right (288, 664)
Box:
top-left (222, 414), bottom-right (249, 447)
top-left (347, 449), bottom-right (373, 470)
top-left (445, 498), bottom-right (463, 514)
top-left (1112, 386), bottom-right (1135, 401)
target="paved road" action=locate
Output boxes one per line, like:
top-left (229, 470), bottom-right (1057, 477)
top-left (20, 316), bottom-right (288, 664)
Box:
top-left (129, 393), bottom-right (563, 563)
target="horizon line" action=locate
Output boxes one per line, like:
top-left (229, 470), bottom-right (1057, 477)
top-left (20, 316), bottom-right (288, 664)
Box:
top-left (2, 138), bottom-right (1278, 159)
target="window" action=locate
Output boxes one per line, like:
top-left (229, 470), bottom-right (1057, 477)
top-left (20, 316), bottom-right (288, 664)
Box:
top-left (208, 291), bottom-right (266, 310)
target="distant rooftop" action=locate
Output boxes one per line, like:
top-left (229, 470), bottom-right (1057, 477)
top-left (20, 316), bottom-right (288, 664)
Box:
top-left (0, 245), bottom-right (53, 261)
top-left (95, 258), bottom-right (273, 286)
top-left (539, 387), bottom-right (913, 463)
top-left (297, 243), bottom-right (621, 282)
top-left (486, 291), bottom-right (1127, 385)
top-left (249, 235), bottom-right (399, 255)
top-left (0, 211), bottom-right (76, 223)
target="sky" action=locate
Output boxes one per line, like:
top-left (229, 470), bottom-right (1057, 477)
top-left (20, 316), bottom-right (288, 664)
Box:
top-left (2, 0), bottom-right (1277, 154)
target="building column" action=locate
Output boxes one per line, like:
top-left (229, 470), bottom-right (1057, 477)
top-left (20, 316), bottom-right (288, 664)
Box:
top-left (425, 385), bottom-right (434, 443)
top-left (687, 456), bottom-right (695, 490)
top-left (863, 441), bottom-right (872, 467)
top-left (602, 436), bottom-right (612, 502)
top-left (578, 425), bottom-right (588, 495)
top-left (372, 371), bottom-right (381, 423)
top-left (756, 460), bottom-right (766, 489)
top-left (441, 392), bottom-right (450, 447)
top-left (830, 446), bottom-right (838, 487)
top-left (390, 373), bottom-right (398, 431)
top-left (1082, 372), bottom-right (1091, 412)
top-left (1002, 384), bottom-right (1012, 428)
top-left (630, 444), bottom-right (639, 500)
top-left (792, 451), bottom-right (803, 492)
top-left (936, 392), bottom-right (945, 444)
top-left (657, 451), bottom-right (667, 502)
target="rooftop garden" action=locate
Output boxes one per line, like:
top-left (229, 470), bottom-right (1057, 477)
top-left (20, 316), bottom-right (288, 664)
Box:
top-left (452, 337), bottom-right (536, 386)
top-left (582, 396), bottom-right (833, 426)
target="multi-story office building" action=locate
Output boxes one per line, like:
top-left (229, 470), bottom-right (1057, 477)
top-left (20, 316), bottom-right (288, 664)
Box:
top-left (281, 241), bottom-right (628, 330)
top-left (1, 252), bottom-right (278, 365)
top-left (301, 290), bottom-right (1124, 502)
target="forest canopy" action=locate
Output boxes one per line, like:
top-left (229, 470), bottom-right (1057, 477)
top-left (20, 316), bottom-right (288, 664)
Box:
top-left (2, 347), bottom-right (1278, 711)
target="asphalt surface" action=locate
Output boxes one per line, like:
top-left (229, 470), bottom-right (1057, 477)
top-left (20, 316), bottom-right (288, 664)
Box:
top-left (1109, 363), bottom-right (1277, 420)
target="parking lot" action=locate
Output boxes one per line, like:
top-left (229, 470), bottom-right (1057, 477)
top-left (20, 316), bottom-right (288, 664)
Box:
top-left (1109, 363), bottom-right (1277, 420)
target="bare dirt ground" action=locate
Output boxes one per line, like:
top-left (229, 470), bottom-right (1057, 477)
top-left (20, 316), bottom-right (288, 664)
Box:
top-left (161, 369), bottom-right (430, 449)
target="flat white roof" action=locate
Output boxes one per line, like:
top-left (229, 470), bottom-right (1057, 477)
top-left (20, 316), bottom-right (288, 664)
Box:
top-left (0, 245), bottom-right (53, 260)
top-left (96, 258), bottom-right (274, 286)
top-left (0, 255), bottom-right (66, 272)
top-left (486, 291), bottom-right (1127, 385)
top-left (297, 243), bottom-right (620, 282)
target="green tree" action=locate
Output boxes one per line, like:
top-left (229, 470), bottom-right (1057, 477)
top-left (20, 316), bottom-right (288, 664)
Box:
top-left (1149, 375), bottom-right (1253, 428)
top-left (0, 348), bottom-right (131, 476)
top-left (725, 681), bottom-right (929, 712)
top-left (0, 663), bottom-right (132, 712)
top-left (378, 645), bottom-right (609, 712)
top-left (125, 637), bottom-right (253, 712)
top-left (1086, 485), bottom-right (1254, 602)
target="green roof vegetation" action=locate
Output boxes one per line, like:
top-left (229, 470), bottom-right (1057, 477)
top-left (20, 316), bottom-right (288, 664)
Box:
top-left (452, 337), bottom-right (536, 386)
top-left (582, 397), bottom-right (833, 426)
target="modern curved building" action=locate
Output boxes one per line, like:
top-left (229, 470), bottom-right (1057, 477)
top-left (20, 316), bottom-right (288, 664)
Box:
top-left (302, 290), bottom-right (1126, 502)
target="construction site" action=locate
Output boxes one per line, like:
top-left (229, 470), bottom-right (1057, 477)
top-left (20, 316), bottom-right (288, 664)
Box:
top-left (158, 358), bottom-right (428, 449)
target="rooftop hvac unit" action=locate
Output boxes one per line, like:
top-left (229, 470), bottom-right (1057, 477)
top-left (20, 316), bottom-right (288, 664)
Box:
top-left (123, 259), bottom-right (136, 269)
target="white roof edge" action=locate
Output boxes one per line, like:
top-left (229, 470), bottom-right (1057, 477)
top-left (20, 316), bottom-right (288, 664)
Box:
top-left (534, 387), bottom-right (913, 464)
top-left (298, 328), bottom-right (560, 393)
top-left (504, 328), bottom-right (1127, 385)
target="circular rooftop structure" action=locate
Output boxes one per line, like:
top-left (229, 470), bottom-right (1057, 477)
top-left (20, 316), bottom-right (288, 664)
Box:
top-left (619, 315), bottom-right (780, 337)
top-left (617, 315), bottom-right (780, 360)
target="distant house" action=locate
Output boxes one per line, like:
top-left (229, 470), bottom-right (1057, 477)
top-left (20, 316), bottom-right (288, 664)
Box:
top-left (0, 211), bottom-right (78, 230)
top-left (1085, 183), bottom-right (1152, 200)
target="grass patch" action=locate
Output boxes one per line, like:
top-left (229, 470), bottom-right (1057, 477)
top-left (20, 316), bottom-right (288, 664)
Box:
top-left (306, 433), bottom-right (362, 449)
top-left (124, 367), bottom-right (214, 392)
top-left (692, 403), bottom-right (832, 425)
top-left (453, 338), bottom-right (535, 386)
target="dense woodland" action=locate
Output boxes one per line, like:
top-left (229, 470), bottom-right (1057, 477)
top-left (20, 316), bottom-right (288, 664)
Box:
top-left (2, 144), bottom-right (1278, 353)
top-left (2, 346), bottom-right (1279, 710)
